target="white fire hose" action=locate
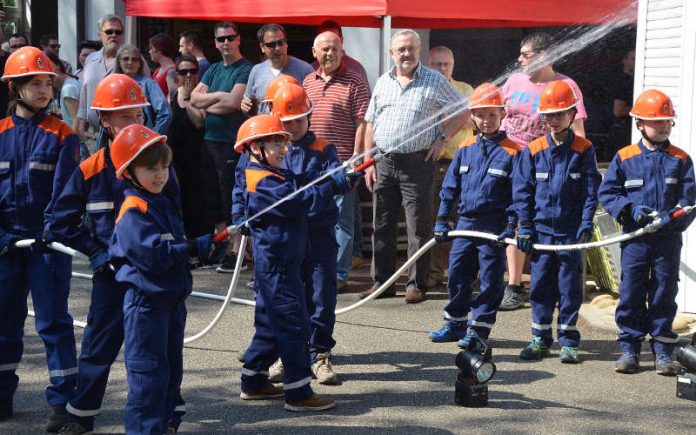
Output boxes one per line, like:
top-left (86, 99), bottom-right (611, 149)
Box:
top-left (17, 205), bottom-right (692, 342)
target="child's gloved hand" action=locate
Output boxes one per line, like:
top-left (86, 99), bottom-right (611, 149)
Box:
top-left (575, 221), bottom-right (594, 243)
top-left (434, 219), bottom-right (452, 243)
top-left (233, 214), bottom-right (250, 236)
top-left (188, 234), bottom-right (214, 263)
top-left (496, 223), bottom-right (516, 245)
top-left (329, 168), bottom-right (363, 194)
top-left (516, 224), bottom-right (535, 253)
top-left (631, 204), bottom-right (655, 227)
top-left (0, 233), bottom-right (20, 256)
top-left (89, 249), bottom-right (112, 275)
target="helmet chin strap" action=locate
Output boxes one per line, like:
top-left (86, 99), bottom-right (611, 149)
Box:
top-left (125, 167), bottom-right (146, 191)
top-left (247, 147), bottom-right (270, 165)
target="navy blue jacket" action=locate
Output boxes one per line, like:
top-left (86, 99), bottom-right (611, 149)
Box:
top-left (244, 160), bottom-right (336, 271)
top-left (438, 133), bottom-right (521, 232)
top-left (513, 131), bottom-right (601, 237)
top-left (110, 188), bottom-right (191, 302)
top-left (598, 140), bottom-right (696, 233)
top-left (0, 112), bottom-right (79, 240)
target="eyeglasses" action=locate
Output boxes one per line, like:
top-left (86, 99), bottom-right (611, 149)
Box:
top-left (10, 43), bottom-right (26, 50)
top-left (177, 68), bottom-right (198, 76)
top-left (121, 56), bottom-right (140, 62)
top-left (49, 44), bottom-right (61, 49)
top-left (262, 39), bottom-right (286, 49)
top-left (102, 29), bottom-right (124, 36)
top-left (215, 34), bottom-right (238, 43)
top-left (542, 111), bottom-right (571, 120)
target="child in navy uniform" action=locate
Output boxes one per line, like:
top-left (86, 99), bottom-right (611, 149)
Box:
top-left (513, 80), bottom-right (601, 364)
top-left (271, 83), bottom-right (342, 384)
top-left (109, 125), bottom-right (213, 434)
top-left (429, 83), bottom-right (521, 347)
top-left (236, 114), bottom-right (360, 412)
top-left (48, 74), bottom-right (189, 434)
top-left (0, 46), bottom-right (79, 431)
top-left (598, 89), bottom-right (696, 375)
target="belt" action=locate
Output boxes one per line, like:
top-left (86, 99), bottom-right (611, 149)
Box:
top-left (381, 149), bottom-right (428, 161)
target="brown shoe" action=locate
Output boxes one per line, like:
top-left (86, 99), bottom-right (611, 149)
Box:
top-left (240, 383), bottom-right (284, 400)
top-left (351, 256), bottom-right (366, 268)
top-left (284, 394), bottom-right (336, 412)
top-left (358, 286), bottom-right (396, 300)
top-left (337, 280), bottom-right (349, 293)
top-left (405, 289), bottom-right (426, 304)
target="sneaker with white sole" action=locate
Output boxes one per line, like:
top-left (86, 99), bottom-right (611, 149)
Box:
top-left (240, 383), bottom-right (284, 400)
top-left (268, 359), bottom-right (284, 383)
top-left (216, 253), bottom-right (247, 273)
top-left (312, 352), bottom-right (338, 385)
top-left (284, 394), bottom-right (336, 412)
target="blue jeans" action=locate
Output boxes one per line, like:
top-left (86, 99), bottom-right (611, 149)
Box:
top-left (335, 189), bottom-right (356, 282)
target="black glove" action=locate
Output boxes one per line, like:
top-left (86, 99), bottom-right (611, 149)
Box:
top-left (434, 218), bottom-right (452, 243)
top-left (516, 224), bottom-right (535, 254)
top-left (233, 214), bottom-right (250, 236)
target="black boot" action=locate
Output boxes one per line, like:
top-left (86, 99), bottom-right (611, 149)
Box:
top-left (46, 404), bottom-right (68, 433)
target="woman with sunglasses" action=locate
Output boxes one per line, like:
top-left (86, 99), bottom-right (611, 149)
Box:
top-left (167, 54), bottom-right (220, 238)
top-left (113, 44), bottom-right (171, 134)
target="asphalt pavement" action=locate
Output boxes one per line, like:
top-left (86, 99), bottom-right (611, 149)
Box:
top-left (3, 258), bottom-right (695, 434)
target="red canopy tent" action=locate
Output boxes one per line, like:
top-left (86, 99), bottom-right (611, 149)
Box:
top-left (123, 0), bottom-right (637, 28)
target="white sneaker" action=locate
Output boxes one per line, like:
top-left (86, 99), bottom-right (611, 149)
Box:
top-left (311, 352), bottom-right (338, 385)
top-left (269, 359), bottom-right (284, 383)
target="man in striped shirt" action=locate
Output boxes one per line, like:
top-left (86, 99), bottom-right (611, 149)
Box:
top-left (360, 30), bottom-right (468, 304)
top-left (304, 31), bottom-right (371, 292)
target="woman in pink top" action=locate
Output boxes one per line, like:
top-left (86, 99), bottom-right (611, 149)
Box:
top-left (498, 32), bottom-right (587, 312)
top-left (149, 33), bottom-right (177, 97)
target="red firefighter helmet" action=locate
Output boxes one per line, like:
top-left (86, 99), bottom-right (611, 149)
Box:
top-left (1, 46), bottom-right (57, 81)
top-left (272, 83), bottom-right (314, 121)
top-left (469, 83), bottom-right (505, 109)
top-left (537, 80), bottom-right (578, 114)
top-left (91, 74), bottom-right (150, 111)
top-left (630, 89), bottom-right (676, 120)
top-left (234, 114), bottom-right (291, 153)
top-left (111, 124), bottom-right (168, 180)
top-left (264, 74), bottom-right (301, 102)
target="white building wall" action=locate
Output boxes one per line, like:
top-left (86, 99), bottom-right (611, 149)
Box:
top-left (635, 0), bottom-right (696, 312)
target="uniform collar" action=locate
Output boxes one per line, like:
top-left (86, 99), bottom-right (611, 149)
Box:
top-left (545, 130), bottom-right (575, 153)
top-left (291, 131), bottom-right (316, 150)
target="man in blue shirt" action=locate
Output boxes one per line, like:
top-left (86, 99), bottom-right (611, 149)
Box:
top-left (240, 23), bottom-right (314, 116)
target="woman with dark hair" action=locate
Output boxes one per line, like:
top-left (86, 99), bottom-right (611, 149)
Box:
top-left (168, 54), bottom-right (223, 237)
top-left (149, 33), bottom-right (177, 97)
top-left (113, 44), bottom-right (171, 134)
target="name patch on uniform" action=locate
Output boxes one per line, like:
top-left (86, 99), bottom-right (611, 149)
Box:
top-left (624, 179), bottom-right (644, 188)
top-left (665, 178), bottom-right (678, 185)
top-left (459, 166), bottom-right (469, 174)
top-left (536, 172), bottom-right (549, 181)
top-left (487, 168), bottom-right (508, 177)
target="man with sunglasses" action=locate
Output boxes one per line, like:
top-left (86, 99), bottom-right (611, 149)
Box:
top-left (190, 21), bottom-right (252, 272)
top-left (7, 33), bottom-right (27, 53)
top-left (498, 32), bottom-right (588, 312)
top-left (40, 34), bottom-right (73, 74)
top-left (76, 14), bottom-right (149, 147)
top-left (240, 23), bottom-right (313, 117)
